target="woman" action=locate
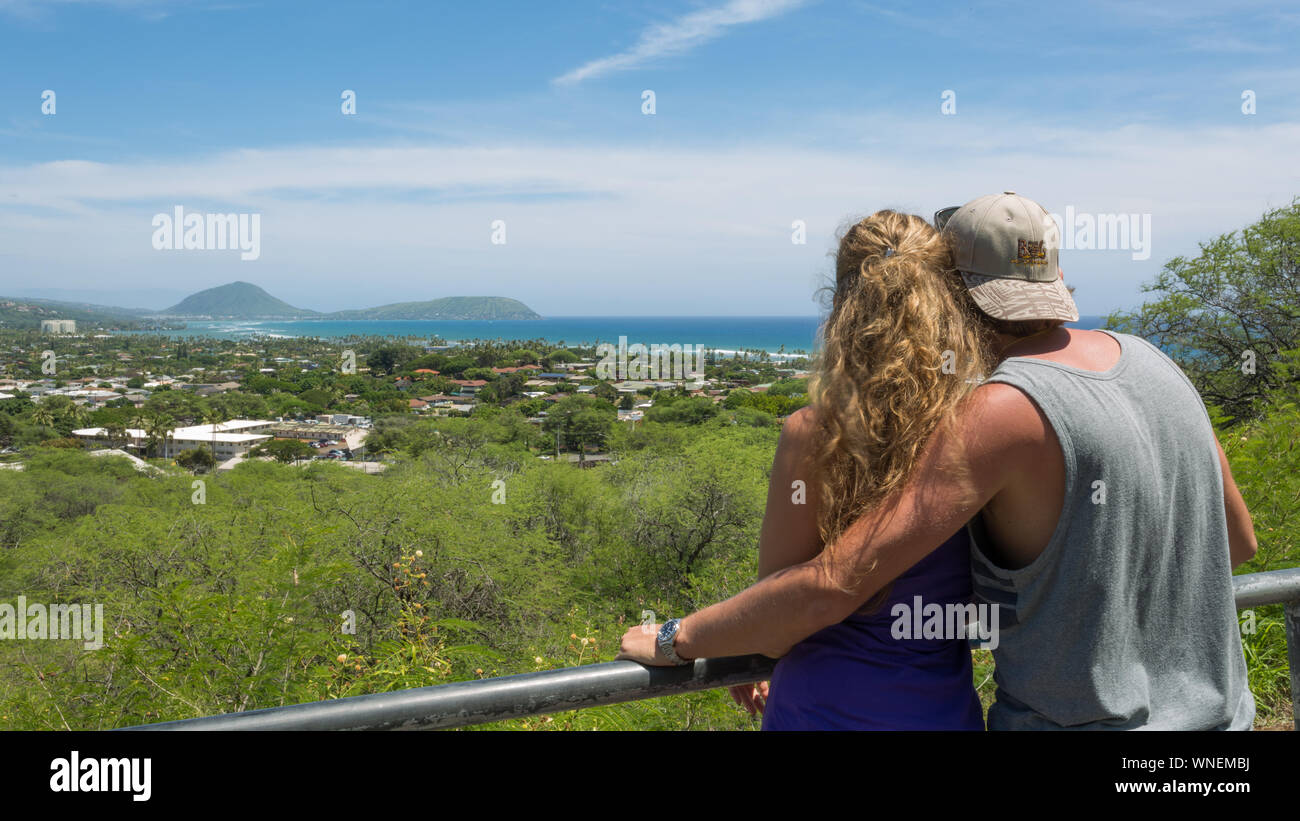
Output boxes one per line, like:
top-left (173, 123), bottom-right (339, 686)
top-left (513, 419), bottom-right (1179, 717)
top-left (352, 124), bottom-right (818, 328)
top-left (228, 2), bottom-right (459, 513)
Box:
top-left (618, 209), bottom-right (996, 729)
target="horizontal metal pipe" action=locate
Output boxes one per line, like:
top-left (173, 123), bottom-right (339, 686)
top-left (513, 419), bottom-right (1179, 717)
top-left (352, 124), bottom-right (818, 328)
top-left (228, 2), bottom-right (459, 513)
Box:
top-left (122, 567), bottom-right (1300, 731)
top-left (1231, 566), bottom-right (1300, 609)
top-left (123, 653), bottom-right (778, 731)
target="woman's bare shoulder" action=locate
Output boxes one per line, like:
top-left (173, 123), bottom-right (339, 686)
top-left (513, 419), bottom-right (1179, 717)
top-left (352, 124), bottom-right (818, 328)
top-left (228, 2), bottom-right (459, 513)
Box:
top-left (781, 405), bottom-right (820, 439)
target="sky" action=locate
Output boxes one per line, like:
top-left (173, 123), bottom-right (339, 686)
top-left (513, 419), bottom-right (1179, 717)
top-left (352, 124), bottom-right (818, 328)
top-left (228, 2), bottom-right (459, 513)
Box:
top-left (0, 0), bottom-right (1298, 316)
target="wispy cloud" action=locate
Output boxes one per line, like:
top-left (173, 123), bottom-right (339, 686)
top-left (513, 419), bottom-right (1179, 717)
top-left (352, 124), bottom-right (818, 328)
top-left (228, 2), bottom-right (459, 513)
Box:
top-left (0, 0), bottom-right (225, 22)
top-left (553, 0), bottom-right (808, 86)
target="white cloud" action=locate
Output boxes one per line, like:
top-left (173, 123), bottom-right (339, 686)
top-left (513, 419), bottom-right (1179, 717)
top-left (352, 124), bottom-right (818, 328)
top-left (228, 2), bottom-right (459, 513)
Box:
top-left (1, 116), bottom-right (1297, 316)
top-left (553, 0), bottom-right (808, 86)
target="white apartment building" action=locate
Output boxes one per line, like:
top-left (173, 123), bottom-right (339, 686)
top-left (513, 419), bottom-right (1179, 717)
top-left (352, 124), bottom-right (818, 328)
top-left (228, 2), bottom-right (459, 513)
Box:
top-left (72, 419), bottom-right (275, 460)
top-left (40, 319), bottom-right (77, 334)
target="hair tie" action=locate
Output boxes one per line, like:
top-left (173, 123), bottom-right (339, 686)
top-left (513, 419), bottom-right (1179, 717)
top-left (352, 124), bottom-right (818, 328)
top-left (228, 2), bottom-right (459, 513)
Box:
top-left (883, 247), bottom-right (896, 258)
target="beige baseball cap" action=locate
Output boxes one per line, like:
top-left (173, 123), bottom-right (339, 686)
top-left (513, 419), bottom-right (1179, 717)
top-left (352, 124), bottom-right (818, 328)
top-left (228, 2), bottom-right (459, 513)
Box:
top-left (936, 191), bottom-right (1078, 322)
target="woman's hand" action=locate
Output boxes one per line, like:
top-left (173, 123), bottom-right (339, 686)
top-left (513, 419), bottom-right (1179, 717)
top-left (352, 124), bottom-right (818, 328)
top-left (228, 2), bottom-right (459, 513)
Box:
top-left (729, 681), bottom-right (769, 716)
top-left (615, 623), bottom-right (676, 666)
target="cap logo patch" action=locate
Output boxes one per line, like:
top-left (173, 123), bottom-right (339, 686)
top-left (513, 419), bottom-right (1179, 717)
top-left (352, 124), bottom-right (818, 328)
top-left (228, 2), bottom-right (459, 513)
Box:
top-left (1014, 238), bottom-right (1047, 265)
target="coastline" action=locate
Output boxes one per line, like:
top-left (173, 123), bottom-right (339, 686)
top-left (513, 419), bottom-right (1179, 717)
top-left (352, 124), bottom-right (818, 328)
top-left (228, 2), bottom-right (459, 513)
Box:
top-left (113, 315), bottom-right (1112, 357)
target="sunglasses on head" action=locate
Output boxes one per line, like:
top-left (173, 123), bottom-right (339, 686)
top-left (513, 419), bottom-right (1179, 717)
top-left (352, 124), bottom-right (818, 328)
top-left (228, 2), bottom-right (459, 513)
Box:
top-left (933, 206), bottom-right (960, 231)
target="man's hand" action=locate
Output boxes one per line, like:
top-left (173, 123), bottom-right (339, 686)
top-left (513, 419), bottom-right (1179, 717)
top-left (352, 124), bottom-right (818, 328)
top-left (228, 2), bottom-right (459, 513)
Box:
top-left (616, 623), bottom-right (677, 666)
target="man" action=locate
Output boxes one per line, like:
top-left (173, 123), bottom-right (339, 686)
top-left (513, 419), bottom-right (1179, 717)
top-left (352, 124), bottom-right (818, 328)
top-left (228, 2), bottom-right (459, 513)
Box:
top-left (619, 191), bottom-right (1257, 730)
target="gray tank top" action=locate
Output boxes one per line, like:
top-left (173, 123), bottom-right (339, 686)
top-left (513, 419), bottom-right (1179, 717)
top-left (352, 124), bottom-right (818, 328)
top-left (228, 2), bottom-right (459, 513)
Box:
top-left (969, 329), bottom-right (1255, 730)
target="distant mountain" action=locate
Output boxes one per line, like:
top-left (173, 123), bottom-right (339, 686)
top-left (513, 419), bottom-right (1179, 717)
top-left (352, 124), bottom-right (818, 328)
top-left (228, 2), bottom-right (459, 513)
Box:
top-left (326, 296), bottom-right (541, 321)
top-left (161, 282), bottom-right (318, 319)
top-left (1, 282), bottom-right (543, 325)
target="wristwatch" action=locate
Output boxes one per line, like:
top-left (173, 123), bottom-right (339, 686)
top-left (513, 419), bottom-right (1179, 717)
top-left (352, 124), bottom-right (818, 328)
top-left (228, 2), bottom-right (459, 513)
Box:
top-left (656, 618), bottom-right (691, 665)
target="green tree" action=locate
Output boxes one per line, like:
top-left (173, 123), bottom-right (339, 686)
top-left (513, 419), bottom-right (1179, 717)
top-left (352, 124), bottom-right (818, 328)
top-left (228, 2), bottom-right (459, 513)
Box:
top-left (176, 446), bottom-right (216, 473)
top-left (252, 438), bottom-right (313, 464)
top-left (1108, 198), bottom-right (1300, 422)
top-left (542, 395), bottom-right (616, 461)
top-left (646, 396), bottom-right (718, 425)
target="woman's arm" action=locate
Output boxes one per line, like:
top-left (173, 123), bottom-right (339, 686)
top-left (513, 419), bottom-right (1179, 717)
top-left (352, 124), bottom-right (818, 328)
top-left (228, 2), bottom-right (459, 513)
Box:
top-left (756, 407), bottom-right (824, 579)
top-left (618, 382), bottom-right (1023, 664)
top-left (729, 407), bottom-right (823, 714)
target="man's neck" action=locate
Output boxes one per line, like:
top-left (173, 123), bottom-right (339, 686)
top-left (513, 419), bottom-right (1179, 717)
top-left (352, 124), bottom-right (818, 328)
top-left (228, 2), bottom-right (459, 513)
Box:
top-left (993, 327), bottom-right (1069, 364)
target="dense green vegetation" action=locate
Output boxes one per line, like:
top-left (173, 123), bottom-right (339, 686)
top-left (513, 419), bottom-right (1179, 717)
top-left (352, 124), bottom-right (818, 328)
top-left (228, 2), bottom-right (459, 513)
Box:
top-left (0, 413), bottom-right (778, 730)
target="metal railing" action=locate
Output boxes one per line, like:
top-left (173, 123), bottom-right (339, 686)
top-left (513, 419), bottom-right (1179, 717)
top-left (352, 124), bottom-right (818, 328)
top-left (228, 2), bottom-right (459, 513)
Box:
top-left (124, 567), bottom-right (1300, 731)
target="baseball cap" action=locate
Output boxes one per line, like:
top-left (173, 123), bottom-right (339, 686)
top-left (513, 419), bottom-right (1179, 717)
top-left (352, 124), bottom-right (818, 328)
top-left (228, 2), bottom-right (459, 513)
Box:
top-left (936, 192), bottom-right (1078, 322)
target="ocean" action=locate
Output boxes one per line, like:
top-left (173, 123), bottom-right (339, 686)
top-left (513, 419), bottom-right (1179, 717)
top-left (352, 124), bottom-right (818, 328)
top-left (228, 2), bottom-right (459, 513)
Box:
top-left (121, 315), bottom-right (1112, 356)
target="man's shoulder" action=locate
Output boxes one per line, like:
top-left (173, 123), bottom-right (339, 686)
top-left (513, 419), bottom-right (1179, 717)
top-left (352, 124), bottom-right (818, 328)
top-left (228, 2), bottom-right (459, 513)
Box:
top-left (958, 381), bottom-right (1057, 465)
top-left (968, 381), bottom-right (1044, 433)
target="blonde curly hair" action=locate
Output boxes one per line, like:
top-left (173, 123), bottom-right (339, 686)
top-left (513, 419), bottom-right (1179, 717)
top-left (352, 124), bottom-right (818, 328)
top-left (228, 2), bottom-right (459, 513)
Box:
top-left (810, 209), bottom-right (995, 608)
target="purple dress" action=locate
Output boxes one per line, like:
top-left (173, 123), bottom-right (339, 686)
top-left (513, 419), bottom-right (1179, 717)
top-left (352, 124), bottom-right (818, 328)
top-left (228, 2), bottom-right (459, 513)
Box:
top-left (761, 527), bottom-right (984, 730)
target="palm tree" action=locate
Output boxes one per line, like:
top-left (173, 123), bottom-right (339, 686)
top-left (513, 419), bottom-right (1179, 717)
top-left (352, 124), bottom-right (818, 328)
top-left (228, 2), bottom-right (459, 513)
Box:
top-left (31, 403), bottom-right (55, 429)
top-left (60, 403), bottom-right (90, 430)
top-left (202, 406), bottom-right (224, 462)
top-left (129, 411), bottom-right (147, 451)
top-left (145, 413), bottom-right (175, 459)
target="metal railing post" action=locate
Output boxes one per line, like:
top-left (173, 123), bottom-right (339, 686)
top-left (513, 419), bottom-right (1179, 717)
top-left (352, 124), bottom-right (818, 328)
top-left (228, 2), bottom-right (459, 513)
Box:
top-left (1287, 601), bottom-right (1300, 728)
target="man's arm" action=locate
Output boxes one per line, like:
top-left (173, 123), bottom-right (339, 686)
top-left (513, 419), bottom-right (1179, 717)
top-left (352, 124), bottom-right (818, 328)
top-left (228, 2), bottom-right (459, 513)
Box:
top-left (1216, 438), bottom-right (1258, 569)
top-left (674, 384), bottom-right (1025, 660)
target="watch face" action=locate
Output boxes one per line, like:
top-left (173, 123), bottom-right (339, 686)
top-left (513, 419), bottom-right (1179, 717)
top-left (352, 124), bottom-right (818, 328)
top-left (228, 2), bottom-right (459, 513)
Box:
top-left (657, 620), bottom-right (674, 642)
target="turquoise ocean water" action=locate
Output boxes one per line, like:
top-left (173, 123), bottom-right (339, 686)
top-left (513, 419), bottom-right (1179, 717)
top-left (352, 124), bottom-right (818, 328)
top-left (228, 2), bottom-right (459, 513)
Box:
top-left (124, 315), bottom-right (1110, 355)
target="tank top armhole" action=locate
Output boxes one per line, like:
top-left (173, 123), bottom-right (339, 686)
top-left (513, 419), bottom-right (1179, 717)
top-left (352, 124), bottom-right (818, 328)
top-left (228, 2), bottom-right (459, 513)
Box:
top-left (974, 373), bottom-right (1078, 583)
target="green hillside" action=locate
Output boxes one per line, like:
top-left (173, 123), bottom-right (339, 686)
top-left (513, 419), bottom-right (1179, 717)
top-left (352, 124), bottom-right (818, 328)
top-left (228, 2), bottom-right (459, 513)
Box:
top-left (0, 297), bottom-right (146, 329)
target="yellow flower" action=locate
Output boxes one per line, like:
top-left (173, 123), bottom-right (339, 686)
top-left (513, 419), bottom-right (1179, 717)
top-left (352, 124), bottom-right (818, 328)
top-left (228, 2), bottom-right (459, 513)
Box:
top-left (337, 654), bottom-right (347, 663)
top-left (534, 656), bottom-right (544, 664)
top-left (415, 550), bottom-right (423, 557)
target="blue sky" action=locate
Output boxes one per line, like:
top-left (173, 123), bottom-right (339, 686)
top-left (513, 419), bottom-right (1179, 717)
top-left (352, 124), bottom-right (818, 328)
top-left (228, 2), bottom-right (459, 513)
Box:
top-left (1, 0), bottom-right (1298, 315)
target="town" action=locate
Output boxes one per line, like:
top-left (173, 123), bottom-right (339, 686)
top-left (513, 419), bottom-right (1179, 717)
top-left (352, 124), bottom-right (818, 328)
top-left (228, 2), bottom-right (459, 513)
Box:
top-left (0, 321), bottom-right (811, 473)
